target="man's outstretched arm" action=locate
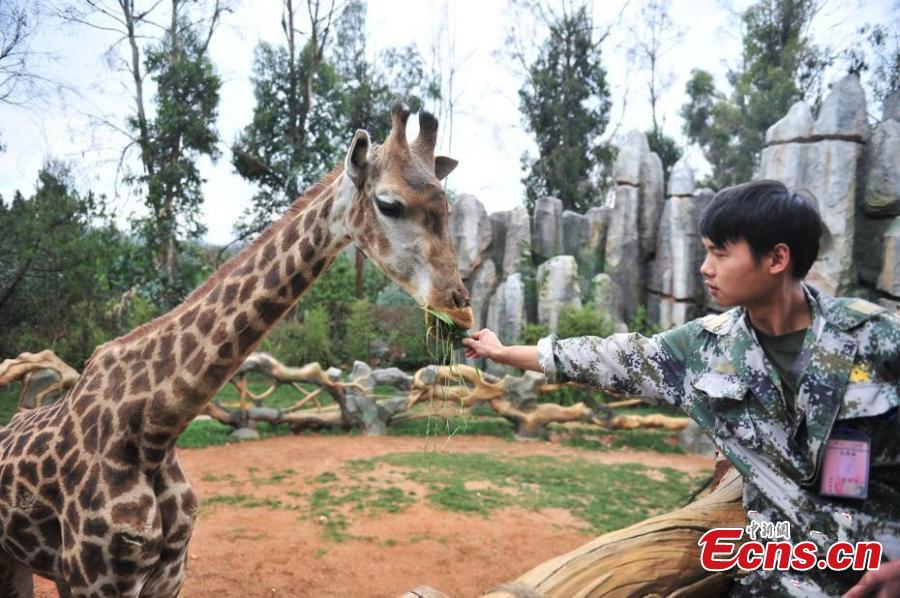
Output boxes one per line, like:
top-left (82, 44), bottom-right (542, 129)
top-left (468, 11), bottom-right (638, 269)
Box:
top-left (462, 329), bottom-right (540, 371)
top-left (463, 325), bottom-right (693, 405)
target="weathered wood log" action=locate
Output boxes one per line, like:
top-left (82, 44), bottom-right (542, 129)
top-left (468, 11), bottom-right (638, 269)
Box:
top-left (406, 365), bottom-right (689, 436)
top-left (0, 350), bottom-right (80, 410)
top-left (480, 467), bottom-right (745, 598)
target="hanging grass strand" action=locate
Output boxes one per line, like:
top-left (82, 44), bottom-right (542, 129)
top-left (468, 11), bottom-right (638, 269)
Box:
top-left (422, 307), bottom-right (472, 449)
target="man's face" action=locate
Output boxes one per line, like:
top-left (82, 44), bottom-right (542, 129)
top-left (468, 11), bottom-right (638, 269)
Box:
top-left (700, 238), bottom-right (773, 308)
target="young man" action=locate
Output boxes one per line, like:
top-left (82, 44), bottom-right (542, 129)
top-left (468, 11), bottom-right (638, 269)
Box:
top-left (462, 180), bottom-right (899, 597)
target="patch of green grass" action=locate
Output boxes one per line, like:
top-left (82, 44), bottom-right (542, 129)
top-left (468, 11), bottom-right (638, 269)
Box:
top-left (313, 471), bottom-right (338, 483)
top-left (177, 419), bottom-right (233, 448)
top-left (355, 452), bottom-right (700, 535)
top-left (201, 472), bottom-right (238, 483)
top-left (250, 468), bottom-right (297, 486)
top-left (303, 479), bottom-right (415, 543)
top-left (560, 428), bottom-right (684, 455)
top-left (309, 484), bottom-right (414, 517)
top-left (201, 494), bottom-right (289, 510)
top-left (387, 416), bottom-right (515, 439)
top-left (373, 385), bottom-right (401, 397)
top-left (176, 419), bottom-right (293, 449)
top-left (216, 374), bottom-right (336, 410)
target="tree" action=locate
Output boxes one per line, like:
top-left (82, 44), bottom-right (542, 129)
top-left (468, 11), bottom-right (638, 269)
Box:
top-left (58, 0), bottom-right (227, 309)
top-left (0, 163), bottom-right (127, 366)
top-left (231, 0), bottom-right (343, 241)
top-left (132, 3), bottom-right (223, 308)
top-left (518, 2), bottom-right (614, 214)
top-left (844, 24), bottom-right (900, 116)
top-left (626, 0), bottom-right (683, 182)
top-left (0, 1), bottom-right (46, 105)
top-left (679, 0), bottom-right (831, 189)
top-left (331, 0), bottom-right (438, 297)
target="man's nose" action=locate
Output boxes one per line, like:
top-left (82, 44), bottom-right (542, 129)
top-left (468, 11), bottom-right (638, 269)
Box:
top-left (700, 256), bottom-right (713, 278)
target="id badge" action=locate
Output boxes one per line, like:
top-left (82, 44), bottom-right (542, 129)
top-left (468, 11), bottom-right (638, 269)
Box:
top-left (819, 429), bottom-right (870, 500)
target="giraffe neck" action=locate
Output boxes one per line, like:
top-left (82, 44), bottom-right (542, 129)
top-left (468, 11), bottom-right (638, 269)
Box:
top-left (79, 168), bottom-right (354, 448)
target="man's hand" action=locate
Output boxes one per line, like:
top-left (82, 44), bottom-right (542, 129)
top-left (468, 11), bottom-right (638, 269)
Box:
top-left (844, 559), bottom-right (900, 598)
top-left (462, 329), bottom-right (505, 361)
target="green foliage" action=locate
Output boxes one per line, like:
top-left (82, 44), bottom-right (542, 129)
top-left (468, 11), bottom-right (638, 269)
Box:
top-left (0, 385), bottom-right (18, 426)
top-left (131, 16), bottom-right (221, 308)
top-left (176, 419), bottom-right (292, 448)
top-left (679, 0), bottom-right (831, 189)
top-left (375, 282), bottom-right (416, 307)
top-left (260, 305), bottom-right (334, 366)
top-left (646, 128), bottom-right (683, 184)
top-left (519, 322), bottom-right (549, 346)
top-left (519, 4), bottom-right (614, 214)
top-left (231, 39), bottom-right (343, 238)
top-left (233, 0), bottom-right (437, 241)
top-left (628, 305), bottom-right (662, 337)
top-left (385, 313), bottom-right (431, 369)
top-left (333, 0), bottom-right (438, 141)
top-left (342, 299), bottom-right (375, 362)
top-left (557, 305), bottom-right (615, 339)
top-left (0, 163), bottom-right (142, 365)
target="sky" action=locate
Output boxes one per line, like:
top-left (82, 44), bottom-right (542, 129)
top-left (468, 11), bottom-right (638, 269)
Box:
top-left (0, 0), bottom-right (896, 246)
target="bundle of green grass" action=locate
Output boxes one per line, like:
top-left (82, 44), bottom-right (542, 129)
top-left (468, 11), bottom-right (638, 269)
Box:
top-left (424, 308), bottom-right (470, 364)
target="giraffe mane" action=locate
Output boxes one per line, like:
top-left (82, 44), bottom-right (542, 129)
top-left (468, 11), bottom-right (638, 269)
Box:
top-left (104, 164), bottom-right (346, 352)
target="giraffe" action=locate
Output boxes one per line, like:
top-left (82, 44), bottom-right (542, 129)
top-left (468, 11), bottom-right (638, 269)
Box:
top-left (0, 102), bottom-right (473, 597)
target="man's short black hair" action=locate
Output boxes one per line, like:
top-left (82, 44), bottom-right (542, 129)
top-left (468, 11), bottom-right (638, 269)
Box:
top-left (699, 179), bottom-right (823, 280)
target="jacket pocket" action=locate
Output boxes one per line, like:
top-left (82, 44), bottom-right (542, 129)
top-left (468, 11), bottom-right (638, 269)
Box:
top-left (692, 374), bottom-right (759, 447)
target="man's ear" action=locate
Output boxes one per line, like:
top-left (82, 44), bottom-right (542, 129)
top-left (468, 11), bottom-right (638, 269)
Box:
top-left (434, 155), bottom-right (458, 180)
top-left (345, 129), bottom-right (370, 188)
top-left (769, 243), bottom-right (791, 275)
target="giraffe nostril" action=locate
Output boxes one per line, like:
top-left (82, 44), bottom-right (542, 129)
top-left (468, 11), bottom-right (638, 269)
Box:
top-left (451, 289), bottom-right (470, 309)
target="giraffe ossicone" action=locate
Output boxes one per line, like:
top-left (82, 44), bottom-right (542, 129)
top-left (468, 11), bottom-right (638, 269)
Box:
top-left (0, 102), bottom-right (472, 597)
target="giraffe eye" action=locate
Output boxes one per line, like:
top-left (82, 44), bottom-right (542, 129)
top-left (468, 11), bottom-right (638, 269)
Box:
top-left (375, 196), bottom-right (405, 218)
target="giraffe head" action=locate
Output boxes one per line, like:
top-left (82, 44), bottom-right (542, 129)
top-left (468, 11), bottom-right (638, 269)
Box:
top-left (341, 102), bottom-right (474, 330)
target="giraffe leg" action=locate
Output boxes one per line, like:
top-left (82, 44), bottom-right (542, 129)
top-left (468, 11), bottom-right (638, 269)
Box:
top-left (0, 551), bottom-right (33, 598)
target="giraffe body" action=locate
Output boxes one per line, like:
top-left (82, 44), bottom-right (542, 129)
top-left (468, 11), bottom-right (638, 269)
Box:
top-left (0, 104), bottom-right (472, 596)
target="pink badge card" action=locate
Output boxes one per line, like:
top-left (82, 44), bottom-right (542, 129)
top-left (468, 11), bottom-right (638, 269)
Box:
top-left (819, 434), bottom-right (870, 500)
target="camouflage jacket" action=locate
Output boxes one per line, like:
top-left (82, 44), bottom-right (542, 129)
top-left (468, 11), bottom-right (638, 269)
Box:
top-left (537, 284), bottom-right (899, 596)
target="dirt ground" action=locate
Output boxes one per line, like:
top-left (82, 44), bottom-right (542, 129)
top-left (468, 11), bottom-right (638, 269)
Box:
top-left (33, 434), bottom-right (713, 598)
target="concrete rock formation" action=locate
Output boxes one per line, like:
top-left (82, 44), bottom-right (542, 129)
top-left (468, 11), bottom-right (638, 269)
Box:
top-left (537, 256), bottom-right (582, 333)
top-left (759, 74), bottom-right (867, 295)
top-left (448, 193), bottom-right (493, 279)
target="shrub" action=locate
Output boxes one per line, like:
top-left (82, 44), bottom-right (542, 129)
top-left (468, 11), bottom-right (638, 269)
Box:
top-left (260, 306), bottom-right (334, 366)
top-left (558, 304), bottom-right (615, 338)
top-left (518, 322), bottom-right (549, 345)
top-left (341, 299), bottom-right (375, 362)
top-left (629, 305), bottom-right (662, 336)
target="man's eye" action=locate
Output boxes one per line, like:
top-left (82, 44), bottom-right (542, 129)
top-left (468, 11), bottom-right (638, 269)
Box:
top-left (375, 196), bottom-right (405, 218)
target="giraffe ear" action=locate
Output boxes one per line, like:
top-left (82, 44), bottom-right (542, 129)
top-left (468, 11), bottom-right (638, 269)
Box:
top-left (434, 156), bottom-right (458, 180)
top-left (345, 129), bottom-right (370, 188)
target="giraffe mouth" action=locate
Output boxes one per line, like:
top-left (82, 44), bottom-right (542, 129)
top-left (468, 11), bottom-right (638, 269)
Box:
top-left (425, 307), bottom-right (474, 346)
